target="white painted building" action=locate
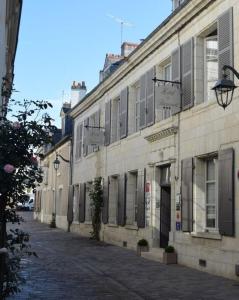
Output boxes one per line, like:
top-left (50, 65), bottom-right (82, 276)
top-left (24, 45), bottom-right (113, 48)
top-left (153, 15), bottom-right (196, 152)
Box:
top-left (68, 0), bottom-right (239, 280)
top-left (0, 0), bottom-right (22, 114)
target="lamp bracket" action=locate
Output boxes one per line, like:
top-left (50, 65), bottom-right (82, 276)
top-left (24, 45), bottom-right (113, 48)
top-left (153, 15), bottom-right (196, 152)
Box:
top-left (56, 153), bottom-right (70, 163)
top-left (152, 77), bottom-right (181, 86)
top-left (223, 65), bottom-right (239, 80)
top-left (84, 125), bottom-right (105, 130)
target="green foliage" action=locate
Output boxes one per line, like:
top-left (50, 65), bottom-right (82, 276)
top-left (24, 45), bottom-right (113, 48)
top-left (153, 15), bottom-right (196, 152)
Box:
top-left (164, 245), bottom-right (175, 253)
top-left (0, 98), bottom-right (56, 297)
top-left (89, 177), bottom-right (103, 241)
top-left (137, 239), bottom-right (148, 247)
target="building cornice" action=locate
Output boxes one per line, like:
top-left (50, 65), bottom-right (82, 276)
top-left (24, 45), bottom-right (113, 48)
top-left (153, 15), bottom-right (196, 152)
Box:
top-left (70, 0), bottom-right (216, 119)
top-left (144, 126), bottom-right (178, 143)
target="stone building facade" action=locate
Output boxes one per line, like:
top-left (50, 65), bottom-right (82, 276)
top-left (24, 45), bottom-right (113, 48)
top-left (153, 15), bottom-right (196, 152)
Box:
top-left (68, 0), bottom-right (239, 280)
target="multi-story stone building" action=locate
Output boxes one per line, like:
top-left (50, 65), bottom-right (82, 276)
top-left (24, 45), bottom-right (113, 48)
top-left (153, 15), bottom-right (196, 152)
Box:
top-left (69, 0), bottom-right (239, 280)
top-left (0, 0), bottom-right (22, 114)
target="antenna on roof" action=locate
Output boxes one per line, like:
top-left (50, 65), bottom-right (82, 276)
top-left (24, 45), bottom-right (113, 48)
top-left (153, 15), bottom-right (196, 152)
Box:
top-left (107, 13), bottom-right (134, 46)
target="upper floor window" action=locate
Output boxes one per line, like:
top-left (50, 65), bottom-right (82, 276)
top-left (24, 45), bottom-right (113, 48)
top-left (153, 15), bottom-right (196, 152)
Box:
top-left (111, 97), bottom-right (120, 143)
top-left (205, 35), bottom-right (218, 102)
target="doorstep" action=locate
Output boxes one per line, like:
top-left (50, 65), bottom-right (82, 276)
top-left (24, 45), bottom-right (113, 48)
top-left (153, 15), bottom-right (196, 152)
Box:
top-left (140, 247), bottom-right (165, 263)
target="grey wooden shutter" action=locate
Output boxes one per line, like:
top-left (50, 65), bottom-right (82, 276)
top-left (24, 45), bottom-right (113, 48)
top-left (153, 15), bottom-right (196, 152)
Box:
top-left (218, 8), bottom-right (233, 80)
top-left (102, 178), bottom-right (109, 224)
top-left (139, 74), bottom-right (146, 129)
top-left (79, 183), bottom-right (86, 223)
top-left (79, 123), bottom-right (83, 158)
top-left (117, 174), bottom-right (126, 226)
top-left (181, 158), bottom-right (193, 232)
top-left (171, 47), bottom-right (181, 114)
top-left (93, 110), bottom-right (100, 151)
top-left (181, 38), bottom-right (194, 110)
top-left (105, 101), bottom-right (111, 146)
top-left (137, 168), bottom-right (145, 228)
top-left (218, 148), bottom-right (234, 236)
top-left (83, 118), bottom-right (89, 156)
top-left (67, 185), bottom-right (74, 223)
top-left (120, 87), bottom-right (128, 139)
top-left (146, 67), bottom-right (155, 126)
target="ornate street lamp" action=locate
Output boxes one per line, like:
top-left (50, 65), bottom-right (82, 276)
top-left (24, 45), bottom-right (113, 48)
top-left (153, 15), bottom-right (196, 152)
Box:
top-left (53, 155), bottom-right (60, 171)
top-left (212, 65), bottom-right (238, 109)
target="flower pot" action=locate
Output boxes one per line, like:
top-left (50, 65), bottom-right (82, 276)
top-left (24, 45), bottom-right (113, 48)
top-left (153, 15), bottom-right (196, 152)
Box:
top-left (163, 252), bottom-right (177, 264)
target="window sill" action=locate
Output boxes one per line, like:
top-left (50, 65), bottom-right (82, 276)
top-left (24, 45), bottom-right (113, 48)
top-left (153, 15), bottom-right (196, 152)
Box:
top-left (84, 221), bottom-right (92, 225)
top-left (107, 223), bottom-right (118, 228)
top-left (108, 140), bottom-right (121, 149)
top-left (191, 232), bottom-right (222, 240)
top-left (126, 131), bottom-right (141, 141)
top-left (125, 224), bottom-right (138, 231)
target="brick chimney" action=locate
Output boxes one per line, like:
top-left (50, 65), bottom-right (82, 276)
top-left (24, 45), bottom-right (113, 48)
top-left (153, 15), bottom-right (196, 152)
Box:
top-left (121, 42), bottom-right (139, 57)
top-left (70, 81), bottom-right (87, 107)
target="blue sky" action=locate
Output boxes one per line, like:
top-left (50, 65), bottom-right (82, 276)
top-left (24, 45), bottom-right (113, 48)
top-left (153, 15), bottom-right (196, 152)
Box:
top-left (14, 0), bottom-right (172, 127)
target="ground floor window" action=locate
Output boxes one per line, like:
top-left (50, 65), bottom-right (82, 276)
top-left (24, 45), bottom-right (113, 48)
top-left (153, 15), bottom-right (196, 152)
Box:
top-left (108, 176), bottom-right (118, 224)
top-left (126, 171), bottom-right (138, 225)
top-left (85, 182), bottom-right (93, 222)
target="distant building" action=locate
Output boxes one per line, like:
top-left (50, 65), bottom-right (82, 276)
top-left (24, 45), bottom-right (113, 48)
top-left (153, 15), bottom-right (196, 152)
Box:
top-left (0, 0), bottom-right (22, 115)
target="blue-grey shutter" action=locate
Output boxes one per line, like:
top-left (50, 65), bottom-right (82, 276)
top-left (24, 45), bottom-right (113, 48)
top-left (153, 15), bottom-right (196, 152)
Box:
top-left (218, 8), bottom-right (233, 80)
top-left (181, 158), bottom-right (193, 232)
top-left (79, 183), bottom-right (85, 223)
top-left (139, 74), bottom-right (146, 129)
top-left (146, 67), bottom-right (155, 126)
top-left (181, 38), bottom-right (194, 110)
top-left (171, 47), bottom-right (181, 114)
top-left (93, 110), bottom-right (100, 152)
top-left (83, 118), bottom-right (89, 156)
top-left (67, 185), bottom-right (74, 223)
top-left (102, 178), bottom-right (109, 224)
top-left (117, 173), bottom-right (126, 226)
top-left (105, 101), bottom-right (111, 146)
top-left (218, 148), bottom-right (234, 236)
top-left (120, 88), bottom-right (128, 139)
top-left (137, 169), bottom-right (146, 228)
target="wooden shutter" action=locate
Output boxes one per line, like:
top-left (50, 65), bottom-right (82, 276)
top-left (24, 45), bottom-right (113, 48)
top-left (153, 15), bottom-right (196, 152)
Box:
top-left (83, 118), bottom-right (89, 156)
top-left (171, 47), bottom-right (181, 114)
top-left (146, 67), bottom-right (155, 126)
top-left (181, 38), bottom-right (194, 110)
top-left (117, 174), bottom-right (126, 226)
top-left (67, 185), bottom-right (74, 223)
top-left (102, 178), bottom-right (109, 224)
top-left (120, 87), bottom-right (128, 139)
top-left (218, 148), bottom-right (234, 236)
top-left (137, 169), bottom-right (146, 228)
top-left (139, 74), bottom-right (146, 129)
top-left (79, 183), bottom-right (86, 223)
top-left (105, 101), bottom-right (111, 146)
top-left (181, 158), bottom-right (193, 232)
top-left (93, 110), bottom-right (100, 152)
top-left (218, 8), bottom-right (233, 80)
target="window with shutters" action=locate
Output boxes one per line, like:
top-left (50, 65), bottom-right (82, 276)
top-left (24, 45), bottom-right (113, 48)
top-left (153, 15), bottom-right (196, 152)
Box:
top-left (205, 158), bottom-right (218, 230)
top-left (111, 97), bottom-right (120, 143)
top-left (85, 182), bottom-right (93, 222)
top-left (128, 83), bottom-right (140, 135)
top-left (126, 171), bottom-right (138, 225)
top-left (108, 175), bottom-right (119, 224)
top-left (205, 33), bottom-right (218, 102)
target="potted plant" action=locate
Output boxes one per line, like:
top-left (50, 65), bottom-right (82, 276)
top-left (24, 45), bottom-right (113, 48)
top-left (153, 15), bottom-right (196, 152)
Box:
top-left (163, 245), bottom-right (177, 264)
top-left (137, 239), bottom-right (149, 256)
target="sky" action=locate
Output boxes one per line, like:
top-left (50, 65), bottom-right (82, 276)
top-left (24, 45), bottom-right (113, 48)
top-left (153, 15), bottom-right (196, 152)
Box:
top-left (14, 0), bottom-right (172, 127)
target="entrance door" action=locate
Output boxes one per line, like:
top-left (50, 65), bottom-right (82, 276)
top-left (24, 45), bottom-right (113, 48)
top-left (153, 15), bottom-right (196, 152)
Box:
top-left (160, 186), bottom-right (171, 248)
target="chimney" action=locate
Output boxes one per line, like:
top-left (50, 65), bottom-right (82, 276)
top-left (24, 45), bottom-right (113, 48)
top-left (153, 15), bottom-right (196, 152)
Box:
top-left (70, 81), bottom-right (87, 107)
top-left (121, 42), bottom-right (138, 57)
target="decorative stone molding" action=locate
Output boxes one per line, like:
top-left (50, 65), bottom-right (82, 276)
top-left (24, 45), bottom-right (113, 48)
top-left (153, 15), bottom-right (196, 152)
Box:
top-left (144, 126), bottom-right (178, 143)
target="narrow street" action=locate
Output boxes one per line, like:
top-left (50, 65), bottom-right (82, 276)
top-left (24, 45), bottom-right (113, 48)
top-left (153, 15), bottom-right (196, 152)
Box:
top-left (8, 212), bottom-right (239, 300)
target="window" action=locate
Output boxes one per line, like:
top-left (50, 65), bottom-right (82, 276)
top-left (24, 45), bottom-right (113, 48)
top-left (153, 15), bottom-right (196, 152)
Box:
top-left (205, 158), bottom-right (218, 229)
top-left (205, 34), bottom-right (218, 102)
top-left (135, 85), bottom-right (140, 132)
top-left (108, 176), bottom-right (119, 224)
top-left (111, 98), bottom-right (120, 143)
top-left (126, 171), bottom-right (138, 225)
top-left (164, 64), bottom-right (171, 82)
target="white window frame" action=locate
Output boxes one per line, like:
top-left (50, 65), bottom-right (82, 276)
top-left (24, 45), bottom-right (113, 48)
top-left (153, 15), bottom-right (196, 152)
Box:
top-left (205, 157), bottom-right (218, 231)
top-left (135, 85), bottom-right (140, 132)
top-left (204, 35), bottom-right (218, 102)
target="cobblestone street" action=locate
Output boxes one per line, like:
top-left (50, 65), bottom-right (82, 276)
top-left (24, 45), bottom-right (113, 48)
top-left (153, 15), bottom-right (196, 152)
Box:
top-left (7, 212), bottom-right (239, 300)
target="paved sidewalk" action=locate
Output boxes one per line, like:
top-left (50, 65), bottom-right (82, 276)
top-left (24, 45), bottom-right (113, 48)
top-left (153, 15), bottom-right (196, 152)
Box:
top-left (7, 212), bottom-right (239, 299)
